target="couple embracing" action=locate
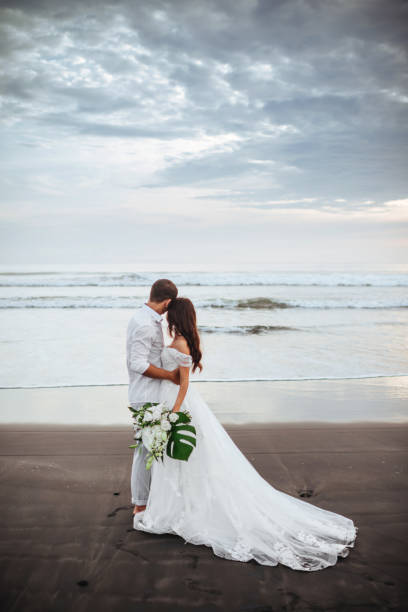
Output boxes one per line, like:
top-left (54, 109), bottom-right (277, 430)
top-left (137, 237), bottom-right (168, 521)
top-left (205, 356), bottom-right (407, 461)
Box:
top-left (126, 279), bottom-right (357, 570)
top-left (127, 279), bottom-right (199, 515)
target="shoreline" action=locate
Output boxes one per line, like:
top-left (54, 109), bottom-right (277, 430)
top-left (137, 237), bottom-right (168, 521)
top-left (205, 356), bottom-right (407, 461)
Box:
top-left (1, 376), bottom-right (407, 425)
top-left (0, 421), bottom-right (405, 430)
top-left (2, 372), bottom-right (408, 388)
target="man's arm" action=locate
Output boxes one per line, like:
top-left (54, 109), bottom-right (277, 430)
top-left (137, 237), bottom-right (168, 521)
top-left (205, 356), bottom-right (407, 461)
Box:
top-left (143, 364), bottom-right (180, 384)
top-left (129, 324), bottom-right (180, 384)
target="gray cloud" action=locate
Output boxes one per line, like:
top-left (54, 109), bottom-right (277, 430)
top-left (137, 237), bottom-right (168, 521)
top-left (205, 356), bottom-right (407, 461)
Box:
top-left (0, 0), bottom-right (407, 262)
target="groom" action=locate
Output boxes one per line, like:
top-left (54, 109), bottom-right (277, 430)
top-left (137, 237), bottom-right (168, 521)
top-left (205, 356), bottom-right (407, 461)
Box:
top-left (127, 278), bottom-right (180, 516)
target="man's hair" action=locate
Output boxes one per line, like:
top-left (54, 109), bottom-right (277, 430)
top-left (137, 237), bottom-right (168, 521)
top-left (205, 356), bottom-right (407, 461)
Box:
top-left (149, 278), bottom-right (178, 302)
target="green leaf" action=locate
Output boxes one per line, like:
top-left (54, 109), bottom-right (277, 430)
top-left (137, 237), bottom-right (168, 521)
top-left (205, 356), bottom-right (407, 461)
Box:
top-left (166, 423), bottom-right (197, 461)
top-left (129, 441), bottom-right (142, 449)
top-left (175, 412), bottom-right (190, 423)
top-left (128, 401), bottom-right (158, 414)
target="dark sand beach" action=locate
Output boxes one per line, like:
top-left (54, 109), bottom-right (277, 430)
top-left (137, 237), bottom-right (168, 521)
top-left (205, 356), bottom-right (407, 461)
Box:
top-left (1, 416), bottom-right (407, 611)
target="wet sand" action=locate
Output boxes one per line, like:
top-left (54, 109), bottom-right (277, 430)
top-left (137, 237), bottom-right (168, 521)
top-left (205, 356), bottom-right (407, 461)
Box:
top-left (1, 375), bottom-right (407, 424)
top-left (0, 420), bottom-right (407, 611)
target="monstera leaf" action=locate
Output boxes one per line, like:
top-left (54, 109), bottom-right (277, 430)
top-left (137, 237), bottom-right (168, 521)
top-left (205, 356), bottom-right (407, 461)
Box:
top-left (166, 412), bottom-right (196, 461)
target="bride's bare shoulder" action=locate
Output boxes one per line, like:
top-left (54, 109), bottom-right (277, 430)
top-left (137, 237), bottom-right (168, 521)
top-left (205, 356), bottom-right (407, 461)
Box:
top-left (171, 335), bottom-right (190, 355)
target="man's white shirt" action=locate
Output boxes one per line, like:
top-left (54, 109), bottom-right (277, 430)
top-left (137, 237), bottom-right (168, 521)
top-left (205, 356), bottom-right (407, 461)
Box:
top-left (127, 303), bottom-right (164, 406)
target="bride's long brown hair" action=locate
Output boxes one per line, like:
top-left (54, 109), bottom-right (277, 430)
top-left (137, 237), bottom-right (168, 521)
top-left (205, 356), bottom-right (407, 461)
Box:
top-left (167, 298), bottom-right (203, 373)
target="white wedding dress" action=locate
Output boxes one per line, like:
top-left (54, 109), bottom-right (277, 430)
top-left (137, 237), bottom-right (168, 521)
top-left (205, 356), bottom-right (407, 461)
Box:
top-left (134, 347), bottom-right (358, 570)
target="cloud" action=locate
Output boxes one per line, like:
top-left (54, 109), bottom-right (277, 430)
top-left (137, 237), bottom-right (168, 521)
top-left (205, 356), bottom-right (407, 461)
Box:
top-left (0, 0), bottom-right (407, 263)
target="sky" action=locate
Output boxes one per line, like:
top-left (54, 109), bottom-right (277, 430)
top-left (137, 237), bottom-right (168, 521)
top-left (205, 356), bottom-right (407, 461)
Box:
top-left (0, 0), bottom-right (407, 266)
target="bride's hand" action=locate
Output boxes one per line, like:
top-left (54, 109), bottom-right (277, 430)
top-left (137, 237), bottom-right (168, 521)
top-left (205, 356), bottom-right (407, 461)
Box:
top-left (171, 407), bottom-right (180, 413)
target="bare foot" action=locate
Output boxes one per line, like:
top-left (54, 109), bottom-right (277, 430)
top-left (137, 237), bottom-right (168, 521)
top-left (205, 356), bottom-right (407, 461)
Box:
top-left (133, 504), bottom-right (146, 515)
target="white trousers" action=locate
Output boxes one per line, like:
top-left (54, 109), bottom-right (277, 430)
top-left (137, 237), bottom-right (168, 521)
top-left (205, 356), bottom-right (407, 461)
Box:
top-left (130, 401), bottom-right (151, 505)
top-left (130, 444), bottom-right (151, 505)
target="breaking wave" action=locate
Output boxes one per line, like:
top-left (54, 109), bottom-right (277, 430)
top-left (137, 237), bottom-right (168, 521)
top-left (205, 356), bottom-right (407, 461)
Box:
top-left (0, 295), bottom-right (407, 309)
top-left (199, 324), bottom-right (295, 335)
top-left (0, 270), bottom-right (408, 287)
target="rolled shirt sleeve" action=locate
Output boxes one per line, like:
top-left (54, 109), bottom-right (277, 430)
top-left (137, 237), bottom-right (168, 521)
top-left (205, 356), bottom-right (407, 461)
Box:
top-left (129, 324), bottom-right (155, 374)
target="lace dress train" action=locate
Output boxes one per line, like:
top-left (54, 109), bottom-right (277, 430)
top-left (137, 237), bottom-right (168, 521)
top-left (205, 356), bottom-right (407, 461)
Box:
top-left (133, 347), bottom-right (358, 570)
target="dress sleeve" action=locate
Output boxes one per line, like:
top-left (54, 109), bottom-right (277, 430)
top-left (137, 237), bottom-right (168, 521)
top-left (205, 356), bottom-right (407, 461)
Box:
top-left (176, 352), bottom-right (193, 368)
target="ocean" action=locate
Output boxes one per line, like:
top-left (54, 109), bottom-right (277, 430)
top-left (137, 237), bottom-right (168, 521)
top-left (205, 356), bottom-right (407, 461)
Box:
top-left (0, 263), bottom-right (407, 389)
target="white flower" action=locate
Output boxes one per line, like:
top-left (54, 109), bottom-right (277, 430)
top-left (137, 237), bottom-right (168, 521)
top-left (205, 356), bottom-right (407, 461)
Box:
top-left (161, 420), bottom-right (171, 431)
top-left (143, 411), bottom-right (153, 423)
top-left (142, 424), bottom-right (160, 451)
top-left (169, 412), bottom-right (178, 423)
top-left (134, 429), bottom-right (142, 439)
top-left (156, 425), bottom-right (165, 436)
top-left (152, 407), bottom-right (162, 421)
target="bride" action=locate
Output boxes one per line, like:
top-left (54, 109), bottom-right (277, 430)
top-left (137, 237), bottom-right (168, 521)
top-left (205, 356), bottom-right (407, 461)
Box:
top-left (133, 297), bottom-right (358, 570)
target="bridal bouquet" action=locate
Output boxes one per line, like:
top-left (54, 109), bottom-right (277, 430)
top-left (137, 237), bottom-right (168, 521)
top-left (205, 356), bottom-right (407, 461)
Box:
top-left (129, 402), bottom-right (196, 470)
